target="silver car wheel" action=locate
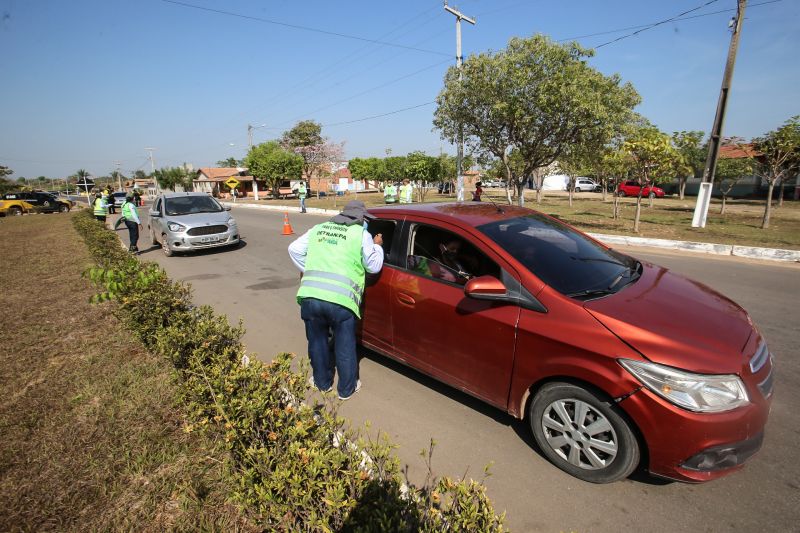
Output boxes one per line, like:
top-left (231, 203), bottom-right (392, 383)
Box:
top-left (541, 398), bottom-right (619, 470)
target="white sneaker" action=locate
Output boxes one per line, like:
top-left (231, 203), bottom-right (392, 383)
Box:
top-left (308, 375), bottom-right (332, 393)
top-left (338, 379), bottom-right (362, 401)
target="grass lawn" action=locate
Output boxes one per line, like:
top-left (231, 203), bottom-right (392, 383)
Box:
top-left (243, 190), bottom-right (800, 250)
top-left (0, 214), bottom-right (254, 531)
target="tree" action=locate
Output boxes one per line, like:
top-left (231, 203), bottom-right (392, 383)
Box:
top-left (348, 157), bottom-right (386, 189)
top-left (153, 166), bottom-right (191, 191)
top-left (134, 170), bottom-right (148, 181)
top-left (671, 131), bottom-right (706, 199)
top-left (621, 125), bottom-right (680, 232)
top-left (383, 156), bottom-right (407, 187)
top-left (404, 151), bottom-right (440, 202)
top-left (244, 141), bottom-right (303, 199)
top-left (281, 121), bottom-right (343, 198)
top-left (715, 153), bottom-right (755, 215)
top-left (558, 147), bottom-right (595, 208)
top-left (0, 165), bottom-right (13, 179)
top-left (599, 147), bottom-right (635, 219)
top-left (217, 157), bottom-right (240, 168)
top-left (752, 116), bottom-right (800, 228)
top-left (434, 34), bottom-right (640, 207)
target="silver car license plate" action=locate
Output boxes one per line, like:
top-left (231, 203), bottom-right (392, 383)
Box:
top-left (201, 235), bottom-right (220, 243)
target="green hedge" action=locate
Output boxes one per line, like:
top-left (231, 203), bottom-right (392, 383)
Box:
top-left (73, 210), bottom-right (506, 532)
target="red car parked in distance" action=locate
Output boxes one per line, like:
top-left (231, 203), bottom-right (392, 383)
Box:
top-left (361, 202), bottom-right (772, 484)
top-left (617, 180), bottom-right (666, 198)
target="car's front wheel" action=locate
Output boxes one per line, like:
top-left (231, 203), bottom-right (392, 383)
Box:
top-left (161, 234), bottom-right (174, 257)
top-left (10, 206), bottom-right (23, 216)
top-left (529, 382), bottom-right (640, 484)
top-left (59, 204), bottom-right (69, 213)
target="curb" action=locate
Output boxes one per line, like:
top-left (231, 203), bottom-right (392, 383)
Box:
top-left (224, 202), bottom-right (800, 264)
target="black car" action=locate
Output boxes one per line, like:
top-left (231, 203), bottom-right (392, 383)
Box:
top-left (2, 191), bottom-right (71, 213)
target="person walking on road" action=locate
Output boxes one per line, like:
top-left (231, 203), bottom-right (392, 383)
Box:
top-left (383, 182), bottom-right (398, 204)
top-left (298, 181), bottom-right (307, 213)
top-left (288, 200), bottom-right (384, 400)
top-left (92, 191), bottom-right (108, 223)
top-left (132, 189), bottom-right (141, 207)
top-left (120, 194), bottom-right (141, 253)
top-left (399, 179), bottom-right (413, 204)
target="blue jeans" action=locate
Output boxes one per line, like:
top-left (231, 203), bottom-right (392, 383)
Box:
top-left (300, 298), bottom-right (358, 397)
top-left (300, 197), bottom-right (306, 212)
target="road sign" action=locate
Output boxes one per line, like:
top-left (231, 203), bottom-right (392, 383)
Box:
top-left (225, 177), bottom-right (240, 189)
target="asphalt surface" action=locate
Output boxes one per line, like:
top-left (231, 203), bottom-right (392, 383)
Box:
top-left (117, 205), bottom-right (800, 532)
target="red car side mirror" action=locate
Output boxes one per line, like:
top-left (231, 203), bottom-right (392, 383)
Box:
top-left (464, 275), bottom-right (508, 299)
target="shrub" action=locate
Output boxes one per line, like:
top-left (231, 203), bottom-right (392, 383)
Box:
top-left (73, 209), bottom-right (506, 531)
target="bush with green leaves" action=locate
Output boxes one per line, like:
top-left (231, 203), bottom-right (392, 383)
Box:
top-left (73, 209), bottom-right (506, 531)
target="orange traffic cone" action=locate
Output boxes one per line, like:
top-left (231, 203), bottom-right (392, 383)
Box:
top-left (282, 211), bottom-right (295, 235)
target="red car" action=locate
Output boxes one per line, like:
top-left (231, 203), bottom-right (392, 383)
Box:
top-left (617, 180), bottom-right (665, 198)
top-left (361, 203), bottom-right (772, 484)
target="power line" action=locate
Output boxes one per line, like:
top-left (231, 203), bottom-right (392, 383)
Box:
top-left (275, 58), bottom-right (450, 128)
top-left (160, 0), bottom-right (451, 57)
top-left (560, 0), bottom-right (782, 43)
top-left (322, 101), bottom-right (436, 127)
top-left (593, 0), bottom-right (721, 49)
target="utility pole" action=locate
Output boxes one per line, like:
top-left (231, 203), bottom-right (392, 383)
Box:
top-left (692, 0), bottom-right (747, 228)
top-left (444, 1), bottom-right (475, 202)
top-left (145, 147), bottom-right (158, 195)
top-left (248, 124), bottom-right (254, 149)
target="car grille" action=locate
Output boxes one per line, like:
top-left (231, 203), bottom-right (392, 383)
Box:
top-left (187, 225), bottom-right (228, 236)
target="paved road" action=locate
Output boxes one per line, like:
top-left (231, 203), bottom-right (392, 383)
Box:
top-left (122, 206), bottom-right (800, 532)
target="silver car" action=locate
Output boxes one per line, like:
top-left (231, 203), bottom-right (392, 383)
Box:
top-left (148, 192), bottom-right (239, 256)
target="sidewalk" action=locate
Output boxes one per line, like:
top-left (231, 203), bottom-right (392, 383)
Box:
top-left (223, 201), bottom-right (800, 263)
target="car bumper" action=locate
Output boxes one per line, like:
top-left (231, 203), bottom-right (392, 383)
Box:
top-left (619, 384), bottom-right (771, 482)
top-left (164, 228), bottom-right (239, 252)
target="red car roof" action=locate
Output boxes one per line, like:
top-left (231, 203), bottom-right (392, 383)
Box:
top-left (367, 202), bottom-right (535, 228)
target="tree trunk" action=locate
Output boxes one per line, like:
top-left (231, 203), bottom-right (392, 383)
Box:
top-left (648, 193), bottom-right (654, 208)
top-left (568, 185), bottom-right (574, 207)
top-left (633, 193), bottom-right (643, 233)
top-left (778, 178), bottom-right (785, 207)
top-left (601, 178), bottom-right (607, 202)
top-left (720, 194), bottom-right (727, 215)
top-left (517, 182), bottom-right (525, 207)
top-left (612, 194), bottom-right (619, 219)
top-left (679, 178), bottom-right (687, 200)
top-left (761, 182), bottom-right (775, 229)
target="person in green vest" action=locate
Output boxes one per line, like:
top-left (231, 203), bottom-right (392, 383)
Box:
top-left (383, 182), bottom-right (398, 204)
top-left (104, 187), bottom-right (116, 215)
top-left (298, 181), bottom-right (307, 213)
top-left (120, 193), bottom-right (142, 253)
top-left (92, 191), bottom-right (108, 223)
top-left (399, 179), bottom-right (413, 204)
top-left (288, 200), bottom-right (384, 400)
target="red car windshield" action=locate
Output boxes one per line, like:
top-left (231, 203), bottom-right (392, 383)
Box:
top-left (478, 214), bottom-right (639, 298)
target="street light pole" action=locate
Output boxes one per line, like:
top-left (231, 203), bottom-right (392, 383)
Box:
top-left (691, 0), bottom-right (747, 228)
top-left (247, 123), bottom-right (267, 150)
top-left (113, 160), bottom-right (122, 191)
top-left (444, 1), bottom-right (475, 202)
top-left (145, 147), bottom-right (158, 195)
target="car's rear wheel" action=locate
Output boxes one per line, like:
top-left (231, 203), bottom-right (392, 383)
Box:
top-left (10, 206), bottom-right (23, 216)
top-left (617, 190), bottom-right (626, 197)
top-left (59, 204), bottom-right (69, 213)
top-left (161, 234), bottom-right (173, 257)
top-left (529, 382), bottom-right (640, 484)
top-left (648, 192), bottom-right (656, 199)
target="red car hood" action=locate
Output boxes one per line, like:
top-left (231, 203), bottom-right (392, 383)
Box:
top-left (584, 262), bottom-right (753, 374)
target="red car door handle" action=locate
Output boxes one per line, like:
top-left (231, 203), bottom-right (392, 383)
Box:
top-left (397, 293), bottom-right (416, 306)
